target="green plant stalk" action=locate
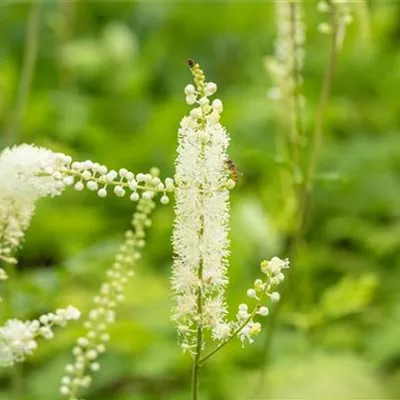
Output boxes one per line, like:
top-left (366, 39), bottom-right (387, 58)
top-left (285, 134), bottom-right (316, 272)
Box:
top-left (58, 0), bottom-right (75, 88)
top-left (257, 4), bottom-right (340, 391)
top-left (288, 1), bottom-right (303, 174)
top-left (3, 264), bottom-right (23, 400)
top-left (7, 0), bottom-right (41, 144)
top-left (191, 259), bottom-right (203, 400)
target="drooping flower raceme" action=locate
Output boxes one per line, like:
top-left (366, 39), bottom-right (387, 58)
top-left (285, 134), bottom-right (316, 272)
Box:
top-left (172, 62), bottom-right (235, 352)
top-left (0, 144), bottom-right (173, 265)
top-left (60, 196), bottom-right (155, 399)
top-left (0, 306), bottom-right (80, 367)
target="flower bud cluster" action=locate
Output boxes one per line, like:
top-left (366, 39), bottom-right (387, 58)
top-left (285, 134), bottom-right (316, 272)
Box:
top-left (317, 0), bottom-right (352, 35)
top-left (222, 257), bottom-right (289, 346)
top-left (0, 145), bottom-right (74, 264)
top-left (62, 162), bottom-right (174, 205)
top-left (0, 306), bottom-right (80, 367)
top-left (0, 144), bottom-right (171, 266)
top-left (60, 197), bottom-right (155, 399)
top-left (181, 61), bottom-right (224, 131)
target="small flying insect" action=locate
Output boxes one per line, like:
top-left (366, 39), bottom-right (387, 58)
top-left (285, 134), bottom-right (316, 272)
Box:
top-left (225, 158), bottom-right (242, 183)
top-left (188, 58), bottom-right (195, 68)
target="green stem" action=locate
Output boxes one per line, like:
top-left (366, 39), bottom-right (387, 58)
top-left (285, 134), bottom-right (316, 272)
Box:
top-left (7, 0), bottom-right (41, 144)
top-left (256, 5), bottom-right (340, 392)
top-left (288, 1), bottom-right (303, 173)
top-left (191, 259), bottom-right (203, 400)
top-left (11, 363), bottom-right (23, 400)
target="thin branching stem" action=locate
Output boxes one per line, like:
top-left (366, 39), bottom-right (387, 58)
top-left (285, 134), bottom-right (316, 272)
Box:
top-left (200, 276), bottom-right (271, 366)
top-left (191, 261), bottom-right (203, 400)
top-left (256, 5), bottom-right (340, 392)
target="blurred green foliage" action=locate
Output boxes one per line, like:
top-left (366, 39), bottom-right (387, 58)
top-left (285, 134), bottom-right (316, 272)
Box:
top-left (0, 1), bottom-right (400, 399)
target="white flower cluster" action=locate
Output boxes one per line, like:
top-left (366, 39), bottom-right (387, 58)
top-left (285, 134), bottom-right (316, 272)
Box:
top-left (172, 61), bottom-right (234, 352)
top-left (214, 257), bottom-right (289, 346)
top-left (0, 145), bottom-right (72, 263)
top-left (318, 0), bottom-right (352, 37)
top-left (60, 197), bottom-right (155, 399)
top-left (267, 0), bottom-right (305, 103)
top-left (0, 144), bottom-right (172, 265)
top-left (67, 163), bottom-right (174, 205)
top-left (0, 306), bottom-right (80, 367)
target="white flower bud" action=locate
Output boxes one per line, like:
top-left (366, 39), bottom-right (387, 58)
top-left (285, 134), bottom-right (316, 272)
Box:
top-left (119, 168), bottom-right (128, 177)
top-left (204, 82), bottom-right (217, 96)
top-left (165, 178), bottom-right (174, 191)
top-left (199, 97), bottom-right (209, 107)
top-left (114, 186), bottom-right (126, 197)
top-left (82, 170), bottom-right (91, 180)
top-left (87, 181), bottom-right (98, 191)
top-left (136, 173), bottom-right (145, 182)
top-left (130, 192), bottom-right (139, 202)
top-left (212, 99), bottom-right (223, 113)
top-left (74, 182), bottom-right (84, 191)
top-left (77, 337), bottom-right (89, 347)
top-left (160, 195), bottom-right (170, 205)
top-left (317, 1), bottom-right (330, 12)
top-left (270, 292), bottom-right (280, 303)
top-left (126, 171), bottom-right (134, 181)
top-left (90, 362), bottom-right (100, 371)
top-left (60, 386), bottom-right (69, 395)
top-left (63, 176), bottom-right (74, 186)
top-left (226, 179), bottom-right (235, 190)
top-left (53, 171), bottom-right (62, 180)
top-left (128, 180), bottom-right (138, 190)
top-left (98, 165), bottom-right (108, 175)
top-left (247, 289), bottom-right (256, 298)
top-left (142, 191), bottom-right (153, 200)
top-left (190, 108), bottom-right (202, 119)
top-left (186, 95), bottom-right (196, 105)
top-left (318, 22), bottom-right (332, 34)
top-left (97, 188), bottom-right (107, 198)
top-left (258, 306), bottom-right (269, 316)
top-left (184, 84), bottom-right (196, 96)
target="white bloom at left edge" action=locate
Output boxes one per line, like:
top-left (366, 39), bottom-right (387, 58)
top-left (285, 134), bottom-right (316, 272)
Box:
top-left (0, 306), bottom-right (80, 367)
top-left (0, 144), bottom-right (71, 263)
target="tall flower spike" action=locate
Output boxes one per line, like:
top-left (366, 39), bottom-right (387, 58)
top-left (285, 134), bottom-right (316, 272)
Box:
top-left (172, 61), bottom-right (234, 352)
top-left (60, 197), bottom-right (155, 399)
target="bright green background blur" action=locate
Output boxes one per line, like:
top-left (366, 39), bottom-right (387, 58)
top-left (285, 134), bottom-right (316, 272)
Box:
top-left (1, 1), bottom-right (400, 399)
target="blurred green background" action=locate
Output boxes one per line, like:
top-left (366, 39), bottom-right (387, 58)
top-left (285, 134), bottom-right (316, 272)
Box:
top-left (1, 1), bottom-right (400, 399)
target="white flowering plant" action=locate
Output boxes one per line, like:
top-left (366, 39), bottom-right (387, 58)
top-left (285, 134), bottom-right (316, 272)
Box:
top-left (0, 59), bottom-right (289, 400)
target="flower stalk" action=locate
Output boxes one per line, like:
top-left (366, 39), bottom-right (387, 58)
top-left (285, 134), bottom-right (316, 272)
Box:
top-left (258, 1), bottom-right (342, 391)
